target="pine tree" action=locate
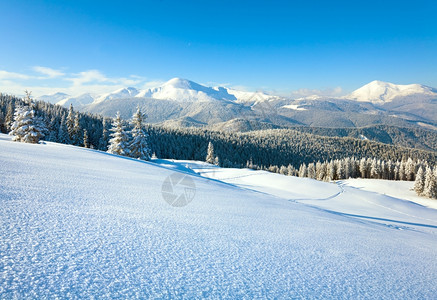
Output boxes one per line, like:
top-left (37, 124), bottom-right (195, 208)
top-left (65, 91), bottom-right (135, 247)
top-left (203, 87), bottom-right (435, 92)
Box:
top-left (47, 115), bottom-right (59, 142)
top-left (0, 110), bottom-right (5, 133)
top-left (66, 104), bottom-right (75, 143)
top-left (405, 158), bottom-right (415, 181)
top-left (128, 106), bottom-right (151, 160)
top-left (336, 160), bottom-right (344, 180)
top-left (423, 167), bottom-right (437, 199)
top-left (206, 141), bottom-right (215, 164)
top-left (359, 158), bottom-right (367, 178)
top-left (5, 102), bottom-right (13, 132)
top-left (316, 162), bottom-right (326, 181)
top-left (83, 129), bottom-right (89, 148)
top-left (72, 113), bottom-right (82, 145)
top-left (393, 165), bottom-right (400, 181)
top-left (399, 161), bottom-right (406, 181)
top-left (298, 164), bottom-right (307, 178)
top-left (414, 166), bottom-right (425, 196)
top-left (307, 163), bottom-right (316, 179)
top-left (370, 158), bottom-right (380, 179)
top-left (107, 112), bottom-right (129, 156)
top-left (9, 102), bottom-right (45, 143)
top-left (58, 115), bottom-right (70, 144)
top-left (327, 161), bottom-right (336, 181)
top-left (287, 164), bottom-right (295, 177)
top-left (98, 118), bottom-right (109, 150)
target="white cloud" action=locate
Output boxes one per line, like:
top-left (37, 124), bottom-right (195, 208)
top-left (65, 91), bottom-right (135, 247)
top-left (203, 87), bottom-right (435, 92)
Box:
top-left (290, 86), bottom-right (344, 98)
top-left (0, 70), bottom-right (31, 80)
top-left (66, 70), bottom-right (110, 86)
top-left (33, 66), bottom-right (65, 78)
top-left (0, 67), bottom-right (157, 97)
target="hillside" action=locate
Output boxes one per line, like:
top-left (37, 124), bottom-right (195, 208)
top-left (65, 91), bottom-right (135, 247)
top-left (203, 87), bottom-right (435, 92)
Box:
top-left (290, 125), bottom-right (437, 152)
top-left (35, 79), bottom-right (437, 131)
top-left (1, 134), bottom-right (437, 297)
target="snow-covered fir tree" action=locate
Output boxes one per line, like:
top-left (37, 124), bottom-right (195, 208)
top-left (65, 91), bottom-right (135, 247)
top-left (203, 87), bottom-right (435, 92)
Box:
top-left (307, 163), bottom-right (316, 179)
top-left (370, 158), bottom-right (380, 179)
top-left (298, 164), bottom-right (307, 178)
top-left (206, 142), bottom-right (215, 164)
top-left (107, 111), bottom-right (129, 156)
top-left (57, 115), bottom-right (70, 144)
top-left (98, 118), bottom-right (109, 150)
top-left (414, 166), bottom-right (425, 196)
top-left (72, 113), bottom-right (82, 146)
top-left (405, 158), bottom-right (415, 181)
top-left (66, 104), bottom-right (75, 142)
top-left (9, 92), bottom-right (46, 144)
top-left (423, 166), bottom-right (437, 199)
top-left (128, 106), bottom-right (151, 160)
top-left (5, 101), bottom-right (13, 132)
top-left (83, 129), bottom-right (89, 148)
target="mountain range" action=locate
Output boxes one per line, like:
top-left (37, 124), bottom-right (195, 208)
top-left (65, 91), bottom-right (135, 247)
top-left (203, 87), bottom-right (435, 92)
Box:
top-left (38, 78), bottom-right (437, 131)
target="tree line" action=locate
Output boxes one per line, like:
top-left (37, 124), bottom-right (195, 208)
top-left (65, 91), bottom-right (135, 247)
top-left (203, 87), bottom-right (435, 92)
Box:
top-left (1, 92), bottom-right (436, 199)
top-left (266, 156), bottom-right (437, 199)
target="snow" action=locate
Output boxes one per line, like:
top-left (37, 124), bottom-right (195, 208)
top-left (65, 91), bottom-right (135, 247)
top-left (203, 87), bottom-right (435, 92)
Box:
top-left (342, 178), bottom-right (437, 210)
top-left (282, 104), bottom-right (307, 111)
top-left (56, 93), bottom-right (95, 107)
top-left (346, 80), bottom-right (437, 103)
top-left (1, 135), bottom-right (437, 298)
top-left (51, 78), bottom-right (277, 107)
top-left (94, 87), bottom-right (140, 103)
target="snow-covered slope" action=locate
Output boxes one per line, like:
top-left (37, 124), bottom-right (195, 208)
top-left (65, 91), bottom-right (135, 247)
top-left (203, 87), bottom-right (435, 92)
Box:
top-left (50, 78), bottom-right (277, 107)
top-left (346, 80), bottom-right (437, 104)
top-left (136, 78), bottom-right (237, 102)
top-left (94, 87), bottom-right (140, 103)
top-left (223, 88), bottom-right (278, 104)
top-left (38, 92), bottom-right (70, 104)
top-left (57, 93), bottom-right (95, 107)
top-left (1, 134), bottom-right (437, 298)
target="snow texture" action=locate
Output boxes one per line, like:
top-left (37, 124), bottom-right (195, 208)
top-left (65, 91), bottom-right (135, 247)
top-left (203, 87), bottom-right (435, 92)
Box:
top-left (346, 80), bottom-right (437, 104)
top-left (1, 135), bottom-right (437, 298)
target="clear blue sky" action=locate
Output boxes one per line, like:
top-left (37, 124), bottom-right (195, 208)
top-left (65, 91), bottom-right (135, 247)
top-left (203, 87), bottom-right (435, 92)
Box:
top-left (1, 0), bottom-right (436, 96)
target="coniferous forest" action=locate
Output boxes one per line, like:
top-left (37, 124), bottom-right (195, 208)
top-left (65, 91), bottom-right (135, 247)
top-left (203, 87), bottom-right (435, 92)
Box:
top-left (1, 92), bottom-right (436, 199)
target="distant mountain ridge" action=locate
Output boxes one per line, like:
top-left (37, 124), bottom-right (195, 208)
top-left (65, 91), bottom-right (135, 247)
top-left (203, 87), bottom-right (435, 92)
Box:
top-left (38, 78), bottom-right (437, 107)
top-left (36, 79), bottom-right (437, 132)
top-left (41, 78), bottom-right (277, 107)
top-left (345, 80), bottom-right (437, 104)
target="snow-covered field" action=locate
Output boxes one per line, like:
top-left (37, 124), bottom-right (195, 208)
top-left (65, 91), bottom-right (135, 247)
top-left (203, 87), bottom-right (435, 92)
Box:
top-left (1, 134), bottom-right (437, 298)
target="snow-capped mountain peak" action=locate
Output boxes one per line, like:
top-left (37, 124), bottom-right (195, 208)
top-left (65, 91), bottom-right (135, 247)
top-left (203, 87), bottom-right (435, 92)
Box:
top-left (38, 92), bottom-right (70, 104)
top-left (346, 80), bottom-right (437, 103)
top-left (141, 78), bottom-right (237, 102)
top-left (38, 78), bottom-right (277, 107)
top-left (94, 87), bottom-right (140, 103)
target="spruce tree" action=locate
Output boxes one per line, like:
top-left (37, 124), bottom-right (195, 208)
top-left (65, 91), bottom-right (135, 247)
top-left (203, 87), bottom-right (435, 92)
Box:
top-left (206, 142), bottom-right (215, 164)
top-left (423, 167), bottom-right (437, 199)
top-left (414, 166), bottom-right (425, 196)
top-left (405, 158), bottom-right (415, 181)
top-left (83, 129), bottom-right (89, 148)
top-left (58, 115), bottom-right (70, 144)
top-left (5, 102), bottom-right (13, 132)
top-left (9, 102), bottom-right (45, 143)
top-left (307, 163), bottom-right (316, 179)
top-left (370, 158), bottom-right (380, 179)
top-left (299, 164), bottom-right (307, 178)
top-left (98, 118), bottom-right (109, 150)
top-left (107, 112), bottom-right (129, 156)
top-left (66, 104), bottom-right (75, 143)
top-left (72, 113), bottom-right (82, 145)
top-left (129, 106), bottom-right (151, 160)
